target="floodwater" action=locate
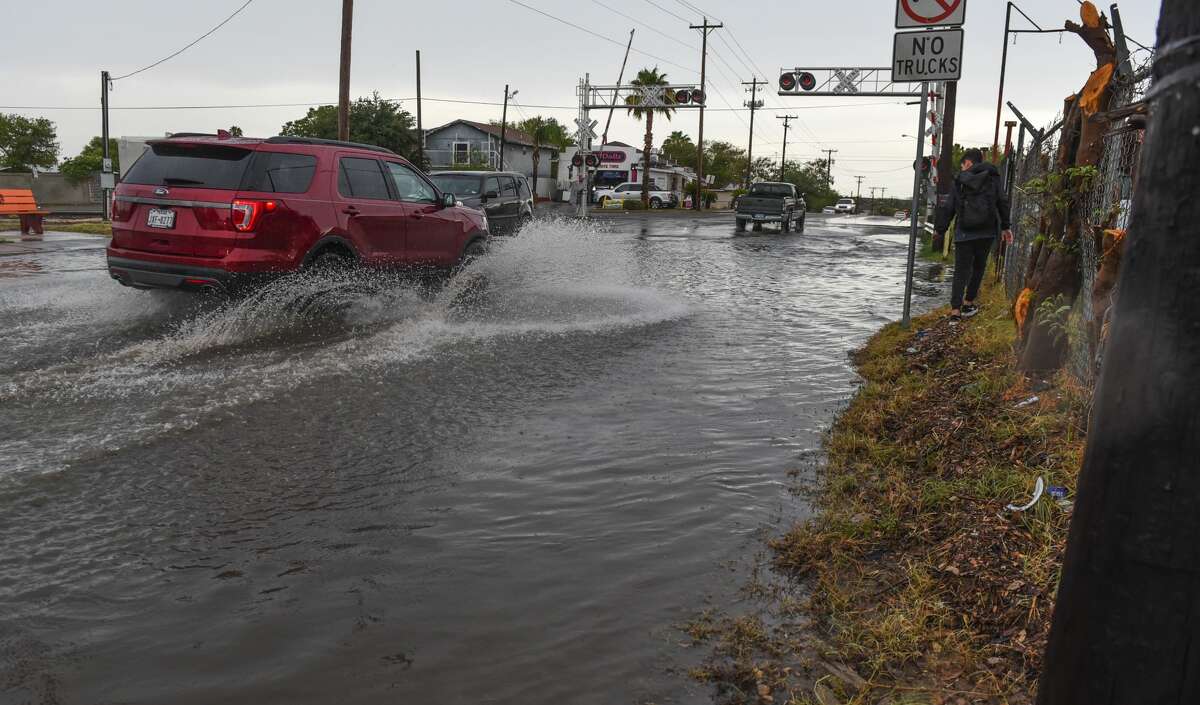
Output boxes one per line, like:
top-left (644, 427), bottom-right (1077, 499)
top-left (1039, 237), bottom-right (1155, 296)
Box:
top-left (0, 214), bottom-right (946, 704)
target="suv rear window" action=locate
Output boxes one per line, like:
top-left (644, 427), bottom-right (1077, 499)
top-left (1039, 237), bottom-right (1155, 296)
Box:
top-left (241, 151), bottom-right (317, 193)
top-left (518, 178), bottom-right (531, 200)
top-left (123, 142), bottom-right (253, 189)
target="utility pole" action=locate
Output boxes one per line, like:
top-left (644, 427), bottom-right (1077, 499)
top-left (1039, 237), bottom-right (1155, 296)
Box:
top-left (854, 175), bottom-right (864, 200)
top-left (690, 17), bottom-right (722, 210)
top-left (992, 1), bottom-right (1014, 160)
top-left (100, 70), bottom-right (111, 222)
top-left (743, 77), bottom-right (766, 189)
top-left (337, 0), bottom-right (353, 141)
top-left (1037, 1), bottom-right (1200, 701)
top-left (936, 81), bottom-right (958, 256)
top-left (415, 50), bottom-right (423, 169)
top-left (602, 29), bottom-right (635, 147)
top-left (777, 115), bottom-right (796, 181)
top-left (821, 148), bottom-right (838, 188)
top-left (500, 84), bottom-right (511, 170)
top-left (901, 82), bottom-right (929, 328)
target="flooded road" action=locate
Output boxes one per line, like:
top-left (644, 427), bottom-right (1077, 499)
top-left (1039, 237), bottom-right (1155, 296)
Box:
top-left (0, 214), bottom-right (946, 704)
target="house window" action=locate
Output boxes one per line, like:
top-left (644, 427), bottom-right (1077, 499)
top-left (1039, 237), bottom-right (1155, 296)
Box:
top-left (453, 142), bottom-right (470, 165)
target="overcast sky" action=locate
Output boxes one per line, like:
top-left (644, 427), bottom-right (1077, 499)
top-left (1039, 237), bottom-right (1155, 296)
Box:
top-left (3, 0), bottom-right (1161, 195)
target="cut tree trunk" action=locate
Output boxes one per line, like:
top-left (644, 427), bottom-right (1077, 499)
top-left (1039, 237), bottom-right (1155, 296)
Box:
top-left (1016, 1), bottom-right (1117, 374)
top-left (1036, 0), bottom-right (1200, 701)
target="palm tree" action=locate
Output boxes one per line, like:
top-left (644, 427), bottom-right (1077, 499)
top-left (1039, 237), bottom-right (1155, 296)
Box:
top-left (519, 116), bottom-right (552, 208)
top-left (625, 67), bottom-right (676, 208)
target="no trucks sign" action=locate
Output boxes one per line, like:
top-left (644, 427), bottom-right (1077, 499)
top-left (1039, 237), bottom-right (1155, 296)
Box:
top-left (892, 28), bottom-right (964, 82)
top-left (896, 0), bottom-right (967, 28)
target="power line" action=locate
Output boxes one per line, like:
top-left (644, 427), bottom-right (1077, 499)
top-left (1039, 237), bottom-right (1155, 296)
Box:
top-left (504, 0), bottom-right (696, 75)
top-left (110, 0), bottom-right (256, 81)
top-left (641, 0), bottom-right (689, 23)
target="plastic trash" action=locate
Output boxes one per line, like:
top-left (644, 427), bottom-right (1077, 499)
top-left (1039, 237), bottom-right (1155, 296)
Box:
top-left (1006, 476), bottom-right (1045, 512)
top-left (1047, 486), bottom-right (1068, 500)
top-left (1014, 395), bottom-right (1040, 408)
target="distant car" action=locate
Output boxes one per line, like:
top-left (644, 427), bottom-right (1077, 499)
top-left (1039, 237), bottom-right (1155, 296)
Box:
top-left (594, 181), bottom-right (678, 208)
top-left (106, 134), bottom-right (489, 293)
top-left (834, 197), bottom-right (857, 214)
top-left (822, 205), bottom-right (836, 214)
top-left (734, 182), bottom-right (806, 233)
top-left (429, 171), bottom-right (532, 235)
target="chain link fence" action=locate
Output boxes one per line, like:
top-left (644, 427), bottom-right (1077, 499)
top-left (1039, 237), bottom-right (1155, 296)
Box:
top-left (1002, 58), bottom-right (1151, 383)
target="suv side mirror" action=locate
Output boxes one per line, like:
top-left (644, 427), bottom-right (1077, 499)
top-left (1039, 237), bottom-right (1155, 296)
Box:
top-left (441, 193), bottom-right (456, 208)
top-left (483, 190), bottom-right (499, 200)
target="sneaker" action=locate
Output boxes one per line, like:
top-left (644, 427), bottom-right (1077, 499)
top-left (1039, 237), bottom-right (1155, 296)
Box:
top-left (961, 304), bottom-right (980, 318)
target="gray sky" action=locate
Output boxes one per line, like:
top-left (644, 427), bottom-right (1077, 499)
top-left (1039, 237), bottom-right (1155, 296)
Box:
top-left (3, 0), bottom-right (1161, 195)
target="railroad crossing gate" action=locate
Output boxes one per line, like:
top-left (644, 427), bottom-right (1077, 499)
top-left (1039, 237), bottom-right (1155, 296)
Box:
top-left (895, 0), bottom-right (966, 29)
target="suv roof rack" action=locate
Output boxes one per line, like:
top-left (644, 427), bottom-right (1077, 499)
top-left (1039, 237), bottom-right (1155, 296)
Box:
top-left (164, 132), bottom-right (219, 139)
top-left (264, 136), bottom-right (397, 155)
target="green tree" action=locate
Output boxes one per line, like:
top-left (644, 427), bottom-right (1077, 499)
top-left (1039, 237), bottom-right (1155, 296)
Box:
top-left (227, 125), bottom-right (244, 137)
top-left (661, 130), bottom-right (695, 168)
top-left (516, 116), bottom-right (571, 150)
top-left (0, 113), bottom-right (59, 171)
top-left (625, 67), bottom-right (675, 208)
top-left (59, 136), bottom-right (119, 183)
top-left (780, 159), bottom-right (839, 211)
top-left (513, 116), bottom-right (558, 204)
top-left (702, 141), bottom-right (748, 190)
top-left (280, 92), bottom-right (418, 162)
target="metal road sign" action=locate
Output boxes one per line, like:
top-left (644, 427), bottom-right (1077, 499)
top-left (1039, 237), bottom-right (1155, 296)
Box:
top-left (896, 0), bottom-right (966, 28)
top-left (892, 29), bottom-right (963, 82)
top-left (574, 118), bottom-right (598, 141)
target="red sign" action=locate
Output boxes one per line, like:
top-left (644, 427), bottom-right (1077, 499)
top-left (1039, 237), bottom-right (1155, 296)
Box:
top-left (896, 0), bottom-right (965, 27)
top-left (596, 150), bottom-right (626, 164)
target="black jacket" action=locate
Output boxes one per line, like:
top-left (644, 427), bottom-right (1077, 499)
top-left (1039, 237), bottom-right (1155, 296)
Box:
top-left (935, 162), bottom-right (1012, 242)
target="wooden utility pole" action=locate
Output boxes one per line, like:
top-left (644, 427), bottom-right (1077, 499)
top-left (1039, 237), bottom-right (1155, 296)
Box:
top-left (777, 115), bottom-right (796, 180)
top-left (415, 50), bottom-right (423, 168)
top-left (743, 77), bottom-right (765, 189)
top-left (337, 0), bottom-right (353, 141)
top-left (821, 148), bottom-right (838, 187)
top-left (100, 70), bottom-right (111, 222)
top-left (854, 175), bottom-right (864, 200)
top-left (690, 17), bottom-right (722, 210)
top-left (936, 81), bottom-right (958, 253)
top-left (1037, 1), bottom-right (1200, 701)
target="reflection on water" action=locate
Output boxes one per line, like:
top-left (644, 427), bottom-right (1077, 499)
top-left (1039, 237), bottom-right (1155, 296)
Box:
top-left (0, 215), bottom-right (944, 705)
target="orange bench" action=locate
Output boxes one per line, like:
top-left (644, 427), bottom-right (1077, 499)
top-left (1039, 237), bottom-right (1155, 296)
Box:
top-left (0, 188), bottom-right (49, 236)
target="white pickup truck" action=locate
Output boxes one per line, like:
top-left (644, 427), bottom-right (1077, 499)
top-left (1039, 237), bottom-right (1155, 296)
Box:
top-left (594, 182), bottom-right (679, 208)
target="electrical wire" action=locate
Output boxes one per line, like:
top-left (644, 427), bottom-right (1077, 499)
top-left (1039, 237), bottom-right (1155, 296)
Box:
top-left (504, 0), bottom-right (696, 75)
top-left (110, 0), bottom-right (256, 81)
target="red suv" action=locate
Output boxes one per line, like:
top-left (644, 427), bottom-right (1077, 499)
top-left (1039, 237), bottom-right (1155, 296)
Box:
top-left (107, 134), bottom-right (489, 292)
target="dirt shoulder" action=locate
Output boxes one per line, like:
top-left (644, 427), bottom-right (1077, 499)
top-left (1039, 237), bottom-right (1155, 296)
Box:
top-left (687, 280), bottom-right (1088, 704)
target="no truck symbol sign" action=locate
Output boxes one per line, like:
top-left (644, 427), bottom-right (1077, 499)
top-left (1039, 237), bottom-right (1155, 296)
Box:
top-left (892, 28), bottom-right (964, 82)
top-left (896, 0), bottom-right (967, 28)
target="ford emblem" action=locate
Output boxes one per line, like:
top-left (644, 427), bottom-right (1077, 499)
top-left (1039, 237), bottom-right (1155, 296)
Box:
top-left (154, 187), bottom-right (169, 196)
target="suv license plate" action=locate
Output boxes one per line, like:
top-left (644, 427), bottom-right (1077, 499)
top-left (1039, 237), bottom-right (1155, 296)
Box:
top-left (147, 208), bottom-right (176, 229)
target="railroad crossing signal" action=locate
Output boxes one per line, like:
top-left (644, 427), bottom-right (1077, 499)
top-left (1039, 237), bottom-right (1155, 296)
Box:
top-left (574, 117), bottom-right (598, 142)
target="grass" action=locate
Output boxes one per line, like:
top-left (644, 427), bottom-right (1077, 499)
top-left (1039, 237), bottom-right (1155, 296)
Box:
top-left (0, 217), bottom-right (111, 236)
top-left (687, 277), bottom-right (1090, 704)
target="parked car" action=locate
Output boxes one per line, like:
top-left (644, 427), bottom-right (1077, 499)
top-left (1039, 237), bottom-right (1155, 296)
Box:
top-left (594, 181), bottom-right (678, 208)
top-left (106, 134), bottom-right (489, 293)
top-left (834, 197), bottom-right (857, 214)
top-left (735, 182), bottom-right (806, 233)
top-left (821, 205), bottom-right (837, 214)
top-left (429, 170), bottom-right (533, 235)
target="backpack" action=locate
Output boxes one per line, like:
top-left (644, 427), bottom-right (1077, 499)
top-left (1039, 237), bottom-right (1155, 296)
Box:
top-left (958, 172), bottom-right (998, 230)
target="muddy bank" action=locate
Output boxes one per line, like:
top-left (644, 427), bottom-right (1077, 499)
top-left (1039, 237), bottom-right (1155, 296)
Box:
top-left (687, 281), bottom-right (1089, 704)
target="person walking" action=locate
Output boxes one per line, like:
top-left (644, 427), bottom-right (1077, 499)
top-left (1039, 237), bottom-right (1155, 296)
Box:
top-left (935, 148), bottom-right (1013, 321)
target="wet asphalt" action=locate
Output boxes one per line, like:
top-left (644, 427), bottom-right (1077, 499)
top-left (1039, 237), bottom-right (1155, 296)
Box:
top-left (0, 213), bottom-right (948, 704)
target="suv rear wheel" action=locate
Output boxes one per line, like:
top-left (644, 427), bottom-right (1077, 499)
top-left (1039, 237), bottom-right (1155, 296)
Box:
top-left (308, 248), bottom-right (354, 273)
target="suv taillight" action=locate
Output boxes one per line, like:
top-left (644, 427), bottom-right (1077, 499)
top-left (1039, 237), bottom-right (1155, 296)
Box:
top-left (230, 199), bottom-right (278, 232)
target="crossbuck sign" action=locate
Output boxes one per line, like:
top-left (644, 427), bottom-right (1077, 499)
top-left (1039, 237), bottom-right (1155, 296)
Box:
top-left (892, 28), bottom-right (963, 82)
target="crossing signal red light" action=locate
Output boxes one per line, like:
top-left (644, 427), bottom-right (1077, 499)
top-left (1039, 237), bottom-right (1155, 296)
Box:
top-left (779, 72), bottom-right (797, 91)
top-left (674, 89), bottom-right (691, 103)
top-left (798, 72), bottom-right (817, 91)
top-left (584, 154), bottom-right (599, 168)
top-left (690, 89), bottom-right (705, 105)
top-left (571, 154), bottom-right (584, 167)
